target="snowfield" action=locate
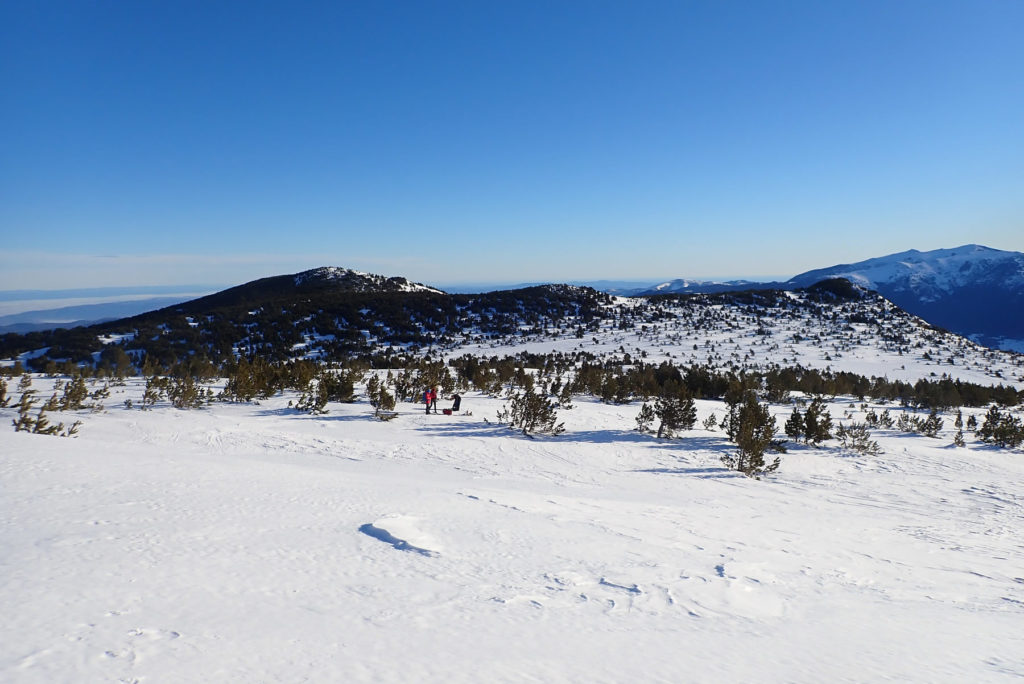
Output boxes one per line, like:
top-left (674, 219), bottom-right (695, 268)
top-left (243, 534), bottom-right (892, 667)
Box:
top-left (3, 380), bottom-right (1024, 683)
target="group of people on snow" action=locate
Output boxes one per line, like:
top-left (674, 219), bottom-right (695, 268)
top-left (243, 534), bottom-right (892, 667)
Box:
top-left (424, 386), bottom-right (461, 414)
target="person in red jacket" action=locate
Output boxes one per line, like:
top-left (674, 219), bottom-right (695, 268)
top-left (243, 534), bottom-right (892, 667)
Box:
top-left (425, 387), bottom-right (438, 414)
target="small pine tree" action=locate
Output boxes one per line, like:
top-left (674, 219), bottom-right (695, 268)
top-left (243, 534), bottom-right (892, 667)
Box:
top-left (558, 382), bottom-right (574, 410)
top-left (835, 421), bottom-right (882, 456)
top-left (977, 406), bottom-right (1024, 448)
top-left (721, 391), bottom-right (782, 478)
top-left (920, 409), bottom-right (943, 438)
top-left (784, 407), bottom-right (804, 442)
top-left (60, 376), bottom-right (89, 410)
top-left (295, 379), bottom-right (330, 415)
top-left (803, 397), bottom-right (833, 445)
top-left (0, 378), bottom-right (9, 408)
top-left (503, 387), bottom-right (564, 437)
top-left (141, 376), bottom-right (165, 410)
top-left (654, 383), bottom-right (697, 439)
top-left (703, 413), bottom-right (718, 430)
top-left (635, 403), bottom-right (656, 432)
top-left (12, 391), bottom-right (37, 432)
top-left (167, 375), bottom-right (204, 409)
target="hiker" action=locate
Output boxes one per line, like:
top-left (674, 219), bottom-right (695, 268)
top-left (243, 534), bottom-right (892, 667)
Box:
top-left (451, 393), bottom-right (461, 412)
top-left (425, 387), bottom-right (438, 414)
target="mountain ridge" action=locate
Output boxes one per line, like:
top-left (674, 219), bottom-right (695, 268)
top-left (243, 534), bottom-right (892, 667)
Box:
top-left (633, 245), bottom-right (1024, 350)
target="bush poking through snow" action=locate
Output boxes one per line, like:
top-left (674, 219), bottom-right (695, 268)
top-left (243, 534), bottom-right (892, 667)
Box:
top-left (635, 403), bottom-right (656, 432)
top-left (977, 406), bottom-right (1024, 448)
top-left (365, 374), bottom-right (397, 418)
top-left (803, 396), bottom-right (833, 445)
top-left (835, 421), bottom-right (882, 456)
top-left (653, 383), bottom-right (697, 439)
top-left (11, 388), bottom-right (81, 437)
top-left (896, 409), bottom-right (943, 438)
top-left (498, 388), bottom-right (564, 437)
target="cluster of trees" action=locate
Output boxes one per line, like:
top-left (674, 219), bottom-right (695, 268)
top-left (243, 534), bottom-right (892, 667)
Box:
top-left (6, 375), bottom-right (83, 437)
top-left (977, 406), bottom-right (1024, 448)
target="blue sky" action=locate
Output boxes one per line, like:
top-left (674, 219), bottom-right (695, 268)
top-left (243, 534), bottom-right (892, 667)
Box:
top-left (2, 0), bottom-right (1022, 290)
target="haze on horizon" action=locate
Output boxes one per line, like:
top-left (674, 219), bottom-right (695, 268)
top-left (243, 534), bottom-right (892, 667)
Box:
top-left (2, 1), bottom-right (1022, 291)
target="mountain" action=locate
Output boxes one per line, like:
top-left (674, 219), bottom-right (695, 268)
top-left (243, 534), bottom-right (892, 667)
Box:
top-left (165, 267), bottom-right (444, 312)
top-left (634, 245), bottom-right (1024, 351)
top-left (644, 279), bottom-right (775, 296)
top-left (785, 245), bottom-right (1024, 350)
top-left (0, 268), bottom-right (614, 370)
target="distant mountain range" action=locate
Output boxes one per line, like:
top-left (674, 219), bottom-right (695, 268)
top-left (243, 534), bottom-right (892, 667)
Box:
top-left (629, 245), bottom-right (1024, 351)
top-left (4, 246), bottom-right (1022, 355)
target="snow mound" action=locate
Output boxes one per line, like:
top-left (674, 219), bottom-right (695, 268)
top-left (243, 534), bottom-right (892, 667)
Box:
top-left (359, 515), bottom-right (440, 557)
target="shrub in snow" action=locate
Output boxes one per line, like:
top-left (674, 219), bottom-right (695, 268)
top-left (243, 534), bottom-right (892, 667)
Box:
top-left (10, 388), bottom-right (80, 437)
top-left (835, 422), bottom-right (882, 456)
top-left (498, 388), bottom-right (564, 437)
top-left (803, 397), bottom-right (833, 445)
top-left (977, 406), bottom-right (1024, 448)
top-left (784, 407), bottom-right (804, 442)
top-left (896, 409), bottom-right (943, 438)
top-left (653, 384), bottom-right (697, 438)
top-left (722, 391), bottom-right (784, 478)
top-left (635, 403), bottom-right (656, 432)
top-left (365, 374), bottom-right (397, 418)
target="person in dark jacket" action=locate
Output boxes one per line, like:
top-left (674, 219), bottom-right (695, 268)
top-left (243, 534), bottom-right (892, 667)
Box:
top-left (451, 393), bottom-right (461, 412)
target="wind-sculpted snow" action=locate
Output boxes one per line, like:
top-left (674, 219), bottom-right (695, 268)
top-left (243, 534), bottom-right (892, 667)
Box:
top-left (359, 516), bottom-right (439, 557)
top-left (3, 378), bottom-right (1023, 682)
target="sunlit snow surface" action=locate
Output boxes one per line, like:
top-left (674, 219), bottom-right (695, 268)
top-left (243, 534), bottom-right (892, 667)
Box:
top-left (3, 379), bottom-right (1023, 683)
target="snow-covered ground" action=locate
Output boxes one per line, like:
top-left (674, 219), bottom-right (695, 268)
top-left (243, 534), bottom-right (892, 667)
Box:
top-left (3, 379), bottom-right (1023, 682)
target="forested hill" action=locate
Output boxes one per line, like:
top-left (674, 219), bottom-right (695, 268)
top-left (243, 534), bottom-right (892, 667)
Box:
top-left (1, 269), bottom-right (1021, 398)
top-left (0, 268), bottom-right (613, 370)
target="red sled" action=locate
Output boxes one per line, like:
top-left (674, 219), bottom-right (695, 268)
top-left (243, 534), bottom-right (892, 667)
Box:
top-left (442, 409), bottom-right (453, 415)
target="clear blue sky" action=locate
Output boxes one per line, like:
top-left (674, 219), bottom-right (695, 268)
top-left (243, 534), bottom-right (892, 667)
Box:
top-left (2, 0), bottom-right (1022, 290)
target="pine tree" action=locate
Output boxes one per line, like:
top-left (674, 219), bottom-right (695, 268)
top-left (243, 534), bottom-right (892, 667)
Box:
top-left (60, 376), bottom-right (88, 411)
top-left (635, 403), bottom-right (656, 432)
top-left (502, 387), bottom-right (564, 437)
top-left (12, 391), bottom-right (37, 432)
top-left (803, 397), bottom-right (833, 445)
top-left (654, 383), bottom-right (697, 439)
top-left (784, 407), bottom-right (804, 442)
top-left (722, 391), bottom-right (782, 478)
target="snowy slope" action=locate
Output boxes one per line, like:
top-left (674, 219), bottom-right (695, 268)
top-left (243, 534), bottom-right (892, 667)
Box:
top-left (3, 379), bottom-right (1024, 683)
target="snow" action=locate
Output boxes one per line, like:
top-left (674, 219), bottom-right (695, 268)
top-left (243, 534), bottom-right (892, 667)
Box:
top-left (3, 377), bottom-right (1024, 682)
top-left (293, 267), bottom-right (444, 294)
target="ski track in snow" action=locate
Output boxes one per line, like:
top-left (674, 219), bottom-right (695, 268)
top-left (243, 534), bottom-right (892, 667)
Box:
top-left (2, 377), bottom-right (1024, 682)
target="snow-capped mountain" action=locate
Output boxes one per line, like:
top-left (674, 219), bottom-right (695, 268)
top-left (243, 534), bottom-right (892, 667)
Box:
top-left (634, 245), bottom-right (1024, 351)
top-left (292, 267), bottom-right (444, 294)
top-left (644, 279), bottom-right (769, 295)
top-left (785, 245), bottom-right (1024, 350)
top-left (785, 245), bottom-right (1023, 297)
